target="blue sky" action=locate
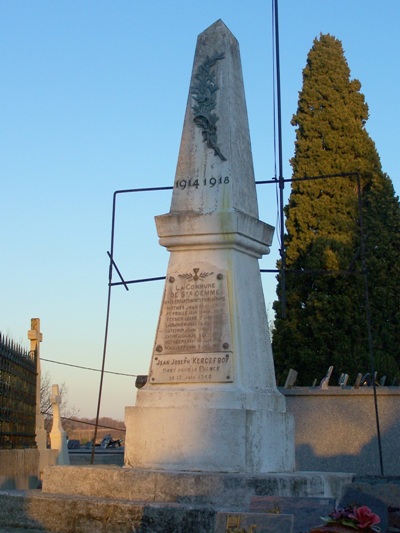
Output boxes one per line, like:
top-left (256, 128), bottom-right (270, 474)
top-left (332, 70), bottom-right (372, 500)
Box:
top-left (1, 1), bottom-right (399, 420)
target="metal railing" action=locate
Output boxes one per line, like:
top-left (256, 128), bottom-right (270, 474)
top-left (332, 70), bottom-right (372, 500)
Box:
top-left (0, 333), bottom-right (37, 448)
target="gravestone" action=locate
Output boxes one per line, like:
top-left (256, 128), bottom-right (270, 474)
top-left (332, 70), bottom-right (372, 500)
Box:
top-left (354, 372), bottom-right (363, 388)
top-left (124, 19), bottom-right (294, 473)
top-left (338, 373), bottom-right (349, 387)
top-left (284, 369), bottom-right (298, 389)
top-left (319, 366), bottom-right (333, 390)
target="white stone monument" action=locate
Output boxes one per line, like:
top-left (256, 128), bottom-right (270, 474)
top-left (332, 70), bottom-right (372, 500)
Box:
top-left (49, 384), bottom-right (70, 465)
top-left (125, 19), bottom-right (294, 473)
top-left (36, 26), bottom-right (352, 528)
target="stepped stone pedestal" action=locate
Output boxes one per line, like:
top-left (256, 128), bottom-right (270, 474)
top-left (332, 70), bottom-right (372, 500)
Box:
top-left (0, 465), bottom-right (352, 532)
top-left (125, 18), bottom-right (294, 475)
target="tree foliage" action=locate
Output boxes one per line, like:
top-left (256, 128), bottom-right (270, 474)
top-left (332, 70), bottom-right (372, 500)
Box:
top-left (273, 34), bottom-right (400, 386)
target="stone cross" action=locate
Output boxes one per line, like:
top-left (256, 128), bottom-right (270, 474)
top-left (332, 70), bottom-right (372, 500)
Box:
top-left (28, 318), bottom-right (47, 451)
top-left (28, 318), bottom-right (43, 415)
top-left (50, 385), bottom-right (62, 424)
top-left (49, 384), bottom-right (69, 465)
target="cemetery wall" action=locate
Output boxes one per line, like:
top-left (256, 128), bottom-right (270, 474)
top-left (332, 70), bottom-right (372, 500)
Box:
top-left (0, 448), bottom-right (39, 489)
top-left (281, 387), bottom-right (400, 475)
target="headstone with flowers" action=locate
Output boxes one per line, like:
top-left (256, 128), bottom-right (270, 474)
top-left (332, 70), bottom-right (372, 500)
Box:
top-left (309, 504), bottom-right (381, 532)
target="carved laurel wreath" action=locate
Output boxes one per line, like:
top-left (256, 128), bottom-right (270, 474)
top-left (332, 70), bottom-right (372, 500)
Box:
top-left (178, 269), bottom-right (214, 282)
top-left (191, 52), bottom-right (226, 161)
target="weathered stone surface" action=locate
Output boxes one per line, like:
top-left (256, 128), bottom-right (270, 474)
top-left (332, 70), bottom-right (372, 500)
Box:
top-left (3, 472), bottom-right (398, 532)
top-left (42, 466), bottom-right (353, 504)
top-left (0, 449), bottom-right (40, 490)
top-left (170, 19), bottom-right (259, 217)
top-left (0, 490), bottom-right (145, 533)
top-left (389, 508), bottom-right (400, 531)
top-left (250, 496), bottom-right (335, 533)
top-left (0, 490), bottom-right (45, 531)
top-left (125, 406), bottom-right (294, 473)
top-left (367, 482), bottom-right (400, 508)
top-left (282, 387), bottom-right (400, 476)
top-left (0, 490), bottom-right (295, 533)
top-left (214, 511), bottom-right (294, 533)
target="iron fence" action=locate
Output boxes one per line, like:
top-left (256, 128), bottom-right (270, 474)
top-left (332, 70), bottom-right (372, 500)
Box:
top-left (0, 332), bottom-right (37, 448)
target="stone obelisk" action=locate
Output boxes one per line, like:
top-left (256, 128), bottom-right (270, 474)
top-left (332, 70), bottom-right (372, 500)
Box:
top-left (125, 20), bottom-right (294, 473)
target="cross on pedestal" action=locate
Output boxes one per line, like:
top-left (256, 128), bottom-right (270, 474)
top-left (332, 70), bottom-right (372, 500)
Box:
top-left (49, 384), bottom-right (69, 465)
top-left (50, 385), bottom-right (62, 428)
top-left (27, 318), bottom-right (47, 458)
top-left (28, 317), bottom-right (43, 351)
top-left (28, 318), bottom-right (43, 413)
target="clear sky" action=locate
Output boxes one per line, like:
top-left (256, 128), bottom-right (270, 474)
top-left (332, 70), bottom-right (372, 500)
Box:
top-left (1, 1), bottom-right (399, 421)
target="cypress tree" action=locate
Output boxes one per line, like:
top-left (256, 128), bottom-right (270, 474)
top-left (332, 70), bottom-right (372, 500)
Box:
top-left (272, 34), bottom-right (400, 386)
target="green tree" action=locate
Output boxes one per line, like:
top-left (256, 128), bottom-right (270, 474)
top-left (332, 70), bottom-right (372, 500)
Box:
top-left (273, 34), bottom-right (400, 386)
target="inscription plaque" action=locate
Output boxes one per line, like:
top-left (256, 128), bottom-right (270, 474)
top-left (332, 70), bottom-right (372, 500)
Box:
top-left (149, 264), bottom-right (233, 384)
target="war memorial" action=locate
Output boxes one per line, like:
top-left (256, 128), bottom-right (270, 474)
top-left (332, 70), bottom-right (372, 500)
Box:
top-left (123, 18), bottom-right (294, 475)
top-left (2, 20), bottom-right (393, 533)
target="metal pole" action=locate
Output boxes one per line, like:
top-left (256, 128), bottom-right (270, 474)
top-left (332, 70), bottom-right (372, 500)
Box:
top-left (356, 173), bottom-right (384, 476)
top-left (91, 185), bottom-right (172, 463)
top-left (90, 193), bottom-right (118, 464)
top-left (273, 0), bottom-right (286, 318)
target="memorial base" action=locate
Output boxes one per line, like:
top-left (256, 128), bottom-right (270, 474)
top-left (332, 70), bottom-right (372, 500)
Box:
top-left (124, 404), bottom-right (294, 473)
top-left (40, 465), bottom-right (353, 504)
top-left (5, 465), bottom-right (352, 532)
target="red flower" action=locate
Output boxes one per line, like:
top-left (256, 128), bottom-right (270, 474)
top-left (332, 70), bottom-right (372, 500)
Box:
top-left (349, 505), bottom-right (380, 529)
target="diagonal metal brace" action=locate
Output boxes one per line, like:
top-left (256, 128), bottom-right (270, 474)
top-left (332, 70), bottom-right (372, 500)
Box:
top-left (107, 251), bottom-right (129, 291)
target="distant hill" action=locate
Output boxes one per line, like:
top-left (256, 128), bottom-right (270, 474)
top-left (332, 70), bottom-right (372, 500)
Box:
top-left (65, 416), bottom-right (125, 445)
